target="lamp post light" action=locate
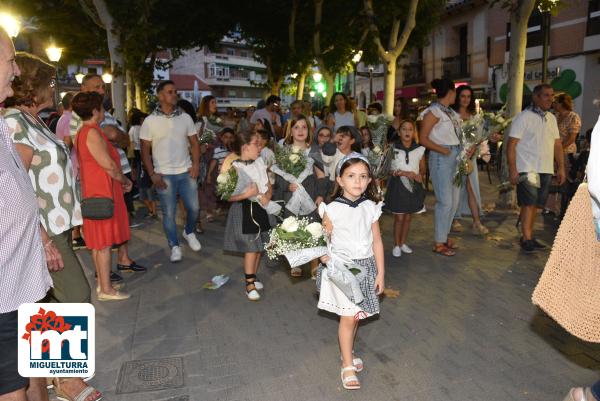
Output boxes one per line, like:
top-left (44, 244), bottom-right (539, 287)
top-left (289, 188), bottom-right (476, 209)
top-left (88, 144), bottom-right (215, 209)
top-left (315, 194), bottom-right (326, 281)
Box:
top-left (45, 45), bottom-right (63, 107)
top-left (102, 72), bottom-right (113, 107)
top-left (312, 71), bottom-right (322, 83)
top-left (75, 72), bottom-right (85, 85)
top-left (0, 13), bottom-right (21, 38)
top-left (352, 50), bottom-right (362, 98)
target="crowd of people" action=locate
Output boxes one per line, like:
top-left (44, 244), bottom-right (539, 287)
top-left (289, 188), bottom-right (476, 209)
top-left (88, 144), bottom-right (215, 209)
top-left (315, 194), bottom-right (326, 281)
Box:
top-left (1, 25), bottom-right (599, 399)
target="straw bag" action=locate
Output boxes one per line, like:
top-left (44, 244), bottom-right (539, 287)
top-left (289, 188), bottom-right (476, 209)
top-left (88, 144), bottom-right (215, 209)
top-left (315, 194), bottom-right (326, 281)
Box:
top-left (532, 183), bottom-right (600, 343)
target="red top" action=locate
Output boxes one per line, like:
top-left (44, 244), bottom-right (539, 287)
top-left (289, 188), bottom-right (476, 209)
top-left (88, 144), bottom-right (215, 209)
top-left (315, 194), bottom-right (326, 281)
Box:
top-left (77, 122), bottom-right (130, 250)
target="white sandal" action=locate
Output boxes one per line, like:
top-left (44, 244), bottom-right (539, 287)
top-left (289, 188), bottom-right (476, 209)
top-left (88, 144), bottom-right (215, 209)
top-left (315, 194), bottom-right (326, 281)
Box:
top-left (340, 354), bottom-right (363, 372)
top-left (340, 366), bottom-right (360, 390)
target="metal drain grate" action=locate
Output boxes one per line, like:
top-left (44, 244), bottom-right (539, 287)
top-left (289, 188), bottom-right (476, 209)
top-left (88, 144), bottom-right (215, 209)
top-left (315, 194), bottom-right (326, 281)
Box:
top-left (116, 357), bottom-right (184, 394)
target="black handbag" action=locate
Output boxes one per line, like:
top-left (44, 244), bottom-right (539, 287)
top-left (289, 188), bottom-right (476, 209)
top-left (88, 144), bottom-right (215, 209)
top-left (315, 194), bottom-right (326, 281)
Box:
top-left (77, 129), bottom-right (115, 220)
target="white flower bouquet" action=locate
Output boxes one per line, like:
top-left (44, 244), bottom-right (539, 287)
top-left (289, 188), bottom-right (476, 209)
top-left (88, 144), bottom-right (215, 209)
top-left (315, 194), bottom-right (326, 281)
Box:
top-left (482, 106), bottom-right (512, 136)
top-left (274, 145), bottom-right (308, 178)
top-left (369, 145), bottom-right (394, 180)
top-left (366, 114), bottom-right (394, 147)
top-left (216, 167), bottom-right (238, 200)
top-left (453, 113), bottom-right (488, 187)
top-left (265, 216), bottom-right (327, 267)
top-left (199, 130), bottom-right (215, 144)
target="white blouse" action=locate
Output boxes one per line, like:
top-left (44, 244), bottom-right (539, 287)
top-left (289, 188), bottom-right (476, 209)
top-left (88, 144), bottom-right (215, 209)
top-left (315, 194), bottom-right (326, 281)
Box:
top-left (333, 111), bottom-right (355, 132)
top-left (419, 104), bottom-right (461, 146)
top-left (319, 199), bottom-right (383, 259)
top-left (391, 145), bottom-right (426, 174)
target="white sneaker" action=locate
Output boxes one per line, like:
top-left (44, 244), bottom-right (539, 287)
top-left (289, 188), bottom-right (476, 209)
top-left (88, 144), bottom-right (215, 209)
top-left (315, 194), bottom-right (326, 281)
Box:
top-left (392, 246), bottom-right (401, 258)
top-left (170, 246), bottom-right (182, 262)
top-left (182, 230), bottom-right (201, 251)
top-left (400, 244), bottom-right (413, 254)
top-left (246, 289), bottom-right (261, 301)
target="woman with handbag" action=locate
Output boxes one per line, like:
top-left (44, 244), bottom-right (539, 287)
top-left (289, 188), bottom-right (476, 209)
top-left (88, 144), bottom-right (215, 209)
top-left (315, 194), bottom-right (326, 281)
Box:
top-left (72, 91), bottom-right (132, 301)
top-left (5, 53), bottom-right (103, 401)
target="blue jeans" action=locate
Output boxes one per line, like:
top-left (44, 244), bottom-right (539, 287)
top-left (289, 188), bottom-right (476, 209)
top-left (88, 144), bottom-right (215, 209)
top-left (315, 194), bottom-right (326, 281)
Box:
top-left (429, 145), bottom-right (461, 243)
top-left (156, 172), bottom-right (199, 247)
top-left (592, 380), bottom-right (600, 400)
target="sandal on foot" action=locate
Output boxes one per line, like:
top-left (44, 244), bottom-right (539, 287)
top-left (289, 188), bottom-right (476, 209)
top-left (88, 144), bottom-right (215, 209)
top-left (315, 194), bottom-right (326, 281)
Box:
top-left (245, 273), bottom-right (263, 290)
top-left (54, 378), bottom-right (102, 401)
top-left (47, 374), bottom-right (95, 389)
top-left (290, 267), bottom-right (303, 277)
top-left (563, 387), bottom-right (595, 401)
top-left (245, 275), bottom-right (260, 301)
top-left (445, 238), bottom-right (458, 249)
top-left (340, 354), bottom-right (363, 372)
top-left (340, 366), bottom-right (360, 390)
top-left (432, 244), bottom-right (456, 257)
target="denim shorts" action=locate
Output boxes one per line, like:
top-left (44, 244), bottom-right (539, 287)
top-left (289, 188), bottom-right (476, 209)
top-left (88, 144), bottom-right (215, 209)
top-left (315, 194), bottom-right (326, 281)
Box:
top-left (0, 310), bottom-right (28, 395)
top-left (516, 173), bottom-right (552, 208)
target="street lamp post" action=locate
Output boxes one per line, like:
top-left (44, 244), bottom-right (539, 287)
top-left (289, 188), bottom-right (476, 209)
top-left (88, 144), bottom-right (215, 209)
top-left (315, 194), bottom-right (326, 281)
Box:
top-left (102, 72), bottom-right (113, 108)
top-left (352, 51), bottom-right (362, 98)
top-left (45, 46), bottom-right (63, 108)
top-left (368, 65), bottom-right (374, 103)
top-left (541, 11), bottom-right (551, 83)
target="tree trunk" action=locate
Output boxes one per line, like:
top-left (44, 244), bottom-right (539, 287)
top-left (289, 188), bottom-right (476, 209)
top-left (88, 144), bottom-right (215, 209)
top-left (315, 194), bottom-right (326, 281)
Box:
top-left (296, 72), bottom-right (306, 100)
top-left (323, 70), bottom-right (335, 105)
top-left (125, 70), bottom-right (133, 112)
top-left (92, 0), bottom-right (126, 125)
top-left (383, 59), bottom-right (396, 115)
top-left (271, 77), bottom-right (282, 96)
top-left (135, 80), bottom-right (145, 112)
top-left (498, 0), bottom-right (536, 208)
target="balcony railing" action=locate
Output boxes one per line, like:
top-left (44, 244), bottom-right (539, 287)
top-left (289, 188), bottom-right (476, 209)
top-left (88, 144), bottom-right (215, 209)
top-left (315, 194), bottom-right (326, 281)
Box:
top-left (442, 54), bottom-right (470, 80)
top-left (402, 62), bottom-right (425, 85)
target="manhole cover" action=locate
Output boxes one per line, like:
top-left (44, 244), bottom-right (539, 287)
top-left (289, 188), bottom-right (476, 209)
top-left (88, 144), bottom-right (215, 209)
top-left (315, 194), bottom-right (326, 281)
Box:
top-left (116, 357), bottom-right (184, 394)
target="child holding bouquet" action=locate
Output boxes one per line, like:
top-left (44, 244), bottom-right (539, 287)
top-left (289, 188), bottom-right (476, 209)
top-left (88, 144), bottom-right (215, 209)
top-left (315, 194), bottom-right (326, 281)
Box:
top-left (384, 120), bottom-right (426, 257)
top-left (222, 131), bottom-right (275, 301)
top-left (317, 152), bottom-right (385, 390)
top-left (272, 115), bottom-right (329, 277)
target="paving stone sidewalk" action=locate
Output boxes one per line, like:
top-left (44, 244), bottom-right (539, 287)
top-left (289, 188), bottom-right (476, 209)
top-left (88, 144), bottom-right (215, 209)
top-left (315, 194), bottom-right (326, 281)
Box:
top-left (54, 174), bottom-right (600, 401)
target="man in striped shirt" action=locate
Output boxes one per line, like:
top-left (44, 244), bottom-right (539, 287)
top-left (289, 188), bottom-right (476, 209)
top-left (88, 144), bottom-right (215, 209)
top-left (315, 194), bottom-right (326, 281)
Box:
top-left (0, 27), bottom-right (62, 401)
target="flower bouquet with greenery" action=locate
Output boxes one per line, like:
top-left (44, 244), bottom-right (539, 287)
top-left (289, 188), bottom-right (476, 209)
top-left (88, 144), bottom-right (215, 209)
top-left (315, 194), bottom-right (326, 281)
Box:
top-left (265, 216), bottom-right (327, 267)
top-left (366, 114), bottom-right (394, 147)
top-left (453, 113), bottom-right (488, 187)
top-left (482, 106), bottom-right (512, 136)
top-left (199, 130), bottom-right (215, 144)
top-left (216, 167), bottom-right (238, 200)
top-left (274, 145), bottom-right (308, 178)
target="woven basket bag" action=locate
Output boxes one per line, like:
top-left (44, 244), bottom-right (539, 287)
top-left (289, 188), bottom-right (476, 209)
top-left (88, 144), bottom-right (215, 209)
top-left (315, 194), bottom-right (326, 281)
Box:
top-left (532, 183), bottom-right (600, 343)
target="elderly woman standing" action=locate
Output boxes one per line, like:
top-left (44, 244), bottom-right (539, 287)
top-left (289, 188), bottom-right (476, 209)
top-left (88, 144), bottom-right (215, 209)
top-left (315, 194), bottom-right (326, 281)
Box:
top-left (554, 93), bottom-right (582, 217)
top-left (419, 78), bottom-right (464, 256)
top-left (72, 91), bottom-right (132, 301)
top-left (5, 52), bottom-right (102, 401)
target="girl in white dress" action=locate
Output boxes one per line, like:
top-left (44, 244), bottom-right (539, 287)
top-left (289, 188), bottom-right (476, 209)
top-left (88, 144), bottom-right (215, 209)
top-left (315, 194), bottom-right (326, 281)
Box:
top-left (317, 152), bottom-right (385, 390)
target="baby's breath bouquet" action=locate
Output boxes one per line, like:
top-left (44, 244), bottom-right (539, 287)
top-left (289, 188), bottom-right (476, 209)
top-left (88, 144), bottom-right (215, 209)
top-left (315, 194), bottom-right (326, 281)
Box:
top-left (216, 167), bottom-right (238, 200)
top-left (274, 145), bottom-right (308, 178)
top-left (453, 113), bottom-right (487, 187)
top-left (265, 216), bottom-right (327, 267)
top-left (483, 105), bottom-right (512, 135)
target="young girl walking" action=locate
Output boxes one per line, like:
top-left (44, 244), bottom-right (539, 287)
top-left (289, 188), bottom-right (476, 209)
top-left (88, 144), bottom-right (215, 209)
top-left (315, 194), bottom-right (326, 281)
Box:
top-left (223, 131), bottom-right (274, 301)
top-left (317, 152), bottom-right (385, 390)
top-left (385, 120), bottom-right (426, 257)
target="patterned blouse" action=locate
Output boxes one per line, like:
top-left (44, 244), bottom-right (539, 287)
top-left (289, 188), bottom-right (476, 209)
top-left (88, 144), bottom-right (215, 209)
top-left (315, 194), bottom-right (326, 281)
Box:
top-left (557, 111), bottom-right (581, 154)
top-left (4, 108), bottom-right (83, 237)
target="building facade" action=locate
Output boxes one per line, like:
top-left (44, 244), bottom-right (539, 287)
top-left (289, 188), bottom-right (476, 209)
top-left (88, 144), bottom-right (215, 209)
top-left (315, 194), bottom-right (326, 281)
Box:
top-left (170, 37), bottom-right (268, 110)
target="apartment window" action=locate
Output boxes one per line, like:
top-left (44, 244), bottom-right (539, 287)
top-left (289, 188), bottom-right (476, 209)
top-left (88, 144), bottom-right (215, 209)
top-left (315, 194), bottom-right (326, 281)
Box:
top-left (505, 10), bottom-right (544, 51)
top-left (226, 48), bottom-right (235, 56)
top-left (87, 67), bottom-right (97, 74)
top-left (240, 50), bottom-right (248, 58)
top-left (588, 0), bottom-right (600, 36)
top-left (228, 89), bottom-right (237, 97)
top-left (208, 63), bottom-right (229, 78)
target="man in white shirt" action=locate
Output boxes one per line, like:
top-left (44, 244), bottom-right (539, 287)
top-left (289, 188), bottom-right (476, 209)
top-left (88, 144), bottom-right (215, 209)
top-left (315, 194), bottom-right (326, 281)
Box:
top-left (140, 81), bottom-right (201, 262)
top-left (250, 95), bottom-right (283, 139)
top-left (508, 83), bottom-right (565, 252)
